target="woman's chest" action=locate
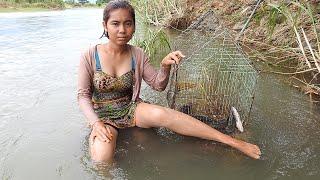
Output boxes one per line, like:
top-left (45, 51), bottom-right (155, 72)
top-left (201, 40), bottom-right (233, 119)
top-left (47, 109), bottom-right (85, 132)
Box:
top-left (93, 70), bottom-right (134, 93)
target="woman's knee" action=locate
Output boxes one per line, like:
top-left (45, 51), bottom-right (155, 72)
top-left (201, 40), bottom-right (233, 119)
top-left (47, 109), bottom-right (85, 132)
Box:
top-left (89, 126), bottom-right (118, 163)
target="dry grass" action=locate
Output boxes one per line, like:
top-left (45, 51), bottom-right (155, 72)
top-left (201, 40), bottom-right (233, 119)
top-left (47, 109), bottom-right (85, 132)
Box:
top-left (132, 0), bottom-right (320, 98)
top-left (240, 0), bottom-right (320, 97)
top-left (131, 0), bottom-right (188, 28)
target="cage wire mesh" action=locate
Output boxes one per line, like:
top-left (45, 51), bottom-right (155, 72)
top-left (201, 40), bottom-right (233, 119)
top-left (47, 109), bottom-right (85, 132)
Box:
top-left (167, 10), bottom-right (258, 124)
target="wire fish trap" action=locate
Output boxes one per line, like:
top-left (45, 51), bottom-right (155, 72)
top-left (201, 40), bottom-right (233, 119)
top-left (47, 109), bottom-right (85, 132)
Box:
top-left (167, 10), bottom-right (258, 132)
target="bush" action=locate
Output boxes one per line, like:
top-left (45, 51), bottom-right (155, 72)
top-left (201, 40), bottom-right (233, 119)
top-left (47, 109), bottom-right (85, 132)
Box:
top-left (96, 0), bottom-right (109, 7)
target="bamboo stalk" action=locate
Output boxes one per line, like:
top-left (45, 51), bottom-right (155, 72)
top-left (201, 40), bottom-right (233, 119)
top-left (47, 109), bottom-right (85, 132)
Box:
top-left (301, 27), bottom-right (320, 73)
top-left (293, 26), bottom-right (312, 68)
top-left (262, 68), bottom-right (317, 75)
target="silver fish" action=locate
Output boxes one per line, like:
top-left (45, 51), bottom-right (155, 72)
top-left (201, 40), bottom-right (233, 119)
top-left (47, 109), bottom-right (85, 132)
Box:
top-left (231, 107), bottom-right (244, 132)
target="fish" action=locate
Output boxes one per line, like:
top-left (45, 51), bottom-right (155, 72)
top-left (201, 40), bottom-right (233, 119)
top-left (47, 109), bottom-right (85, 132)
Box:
top-left (231, 106), bottom-right (244, 132)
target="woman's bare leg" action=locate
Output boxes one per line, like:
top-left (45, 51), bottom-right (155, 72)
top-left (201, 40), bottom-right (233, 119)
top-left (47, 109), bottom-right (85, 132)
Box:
top-left (89, 125), bottom-right (118, 163)
top-left (134, 102), bottom-right (261, 159)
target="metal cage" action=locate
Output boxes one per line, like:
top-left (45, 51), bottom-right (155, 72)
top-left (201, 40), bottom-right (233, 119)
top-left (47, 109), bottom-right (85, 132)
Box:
top-left (167, 10), bottom-right (258, 123)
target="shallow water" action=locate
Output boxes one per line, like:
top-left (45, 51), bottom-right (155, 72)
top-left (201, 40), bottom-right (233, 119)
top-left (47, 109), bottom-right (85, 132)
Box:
top-left (0, 9), bottom-right (319, 180)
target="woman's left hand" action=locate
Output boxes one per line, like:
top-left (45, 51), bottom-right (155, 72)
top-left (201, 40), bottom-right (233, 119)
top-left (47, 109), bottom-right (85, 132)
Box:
top-left (161, 51), bottom-right (185, 67)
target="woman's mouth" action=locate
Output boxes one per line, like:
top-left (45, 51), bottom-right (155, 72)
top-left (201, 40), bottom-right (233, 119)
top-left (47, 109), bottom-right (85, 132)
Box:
top-left (118, 37), bottom-right (127, 40)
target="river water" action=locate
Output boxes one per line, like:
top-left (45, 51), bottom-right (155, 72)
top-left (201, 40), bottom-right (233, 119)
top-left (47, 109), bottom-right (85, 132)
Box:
top-left (0, 8), bottom-right (319, 180)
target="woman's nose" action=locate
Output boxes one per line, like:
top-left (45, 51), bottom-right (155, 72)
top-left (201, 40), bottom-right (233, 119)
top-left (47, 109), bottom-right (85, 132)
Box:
top-left (119, 25), bottom-right (125, 33)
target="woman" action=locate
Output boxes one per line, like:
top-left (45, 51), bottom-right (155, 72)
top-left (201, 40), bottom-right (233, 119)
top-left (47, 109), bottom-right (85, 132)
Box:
top-left (78, 0), bottom-right (261, 163)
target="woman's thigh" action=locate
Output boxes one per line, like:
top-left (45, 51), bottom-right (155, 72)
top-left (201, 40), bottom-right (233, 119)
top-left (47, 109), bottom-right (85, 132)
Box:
top-left (89, 125), bottom-right (118, 162)
top-left (134, 102), bottom-right (172, 128)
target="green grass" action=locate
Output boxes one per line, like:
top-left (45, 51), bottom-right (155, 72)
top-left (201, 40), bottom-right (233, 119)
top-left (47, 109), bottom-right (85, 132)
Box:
top-left (131, 28), bottom-right (171, 62)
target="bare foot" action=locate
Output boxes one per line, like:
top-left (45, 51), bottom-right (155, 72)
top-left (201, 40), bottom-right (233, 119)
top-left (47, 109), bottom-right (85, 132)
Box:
top-left (234, 140), bottom-right (261, 159)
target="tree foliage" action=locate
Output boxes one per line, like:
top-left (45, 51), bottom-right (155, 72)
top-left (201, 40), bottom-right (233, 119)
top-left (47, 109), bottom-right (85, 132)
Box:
top-left (96, 0), bottom-right (109, 7)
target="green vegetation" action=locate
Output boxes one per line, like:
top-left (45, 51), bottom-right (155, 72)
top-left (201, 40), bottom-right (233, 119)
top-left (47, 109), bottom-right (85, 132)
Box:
top-left (65, 1), bottom-right (99, 9)
top-left (96, 0), bottom-right (108, 7)
top-left (131, 28), bottom-right (171, 63)
top-left (0, 0), bottom-right (66, 10)
top-left (266, 3), bottom-right (286, 37)
top-left (0, 0), bottom-right (103, 12)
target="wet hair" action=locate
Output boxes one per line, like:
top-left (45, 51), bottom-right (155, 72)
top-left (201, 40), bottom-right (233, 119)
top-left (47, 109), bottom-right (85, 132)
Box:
top-left (100, 0), bottom-right (135, 39)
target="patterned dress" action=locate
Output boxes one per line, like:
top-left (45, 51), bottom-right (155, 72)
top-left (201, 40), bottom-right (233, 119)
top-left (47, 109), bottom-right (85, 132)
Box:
top-left (92, 46), bottom-right (140, 129)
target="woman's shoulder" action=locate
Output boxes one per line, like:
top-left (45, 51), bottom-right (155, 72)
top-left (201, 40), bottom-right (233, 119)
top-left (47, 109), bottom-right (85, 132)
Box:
top-left (129, 44), bottom-right (147, 60)
top-left (79, 45), bottom-right (99, 70)
top-left (81, 45), bottom-right (97, 58)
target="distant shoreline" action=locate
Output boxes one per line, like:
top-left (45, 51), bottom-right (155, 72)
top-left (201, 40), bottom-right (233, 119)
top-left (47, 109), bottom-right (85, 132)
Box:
top-left (0, 7), bottom-right (53, 13)
top-left (0, 2), bottom-right (100, 13)
top-left (0, 7), bottom-right (101, 13)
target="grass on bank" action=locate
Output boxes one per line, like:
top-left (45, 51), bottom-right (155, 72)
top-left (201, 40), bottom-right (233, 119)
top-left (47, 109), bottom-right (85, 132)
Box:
top-left (132, 0), bottom-right (320, 99)
top-left (240, 0), bottom-right (320, 98)
top-left (132, 28), bottom-right (171, 63)
top-left (131, 0), bottom-right (187, 28)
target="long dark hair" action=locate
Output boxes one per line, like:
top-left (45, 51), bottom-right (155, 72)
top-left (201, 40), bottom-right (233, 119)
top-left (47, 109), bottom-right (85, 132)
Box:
top-left (100, 0), bottom-right (136, 39)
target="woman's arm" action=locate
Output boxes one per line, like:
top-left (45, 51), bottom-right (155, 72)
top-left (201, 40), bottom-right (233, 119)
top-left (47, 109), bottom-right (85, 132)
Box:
top-left (142, 57), bottom-right (172, 91)
top-left (77, 52), bottom-right (100, 127)
top-left (142, 51), bottom-right (185, 91)
top-left (77, 52), bottom-right (113, 142)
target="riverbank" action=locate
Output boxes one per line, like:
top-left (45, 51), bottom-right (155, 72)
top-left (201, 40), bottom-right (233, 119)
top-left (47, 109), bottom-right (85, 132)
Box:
top-left (132, 0), bottom-right (320, 100)
top-left (0, 7), bottom-right (50, 12)
top-left (0, 1), bottom-right (100, 13)
top-left (0, 1), bottom-right (65, 12)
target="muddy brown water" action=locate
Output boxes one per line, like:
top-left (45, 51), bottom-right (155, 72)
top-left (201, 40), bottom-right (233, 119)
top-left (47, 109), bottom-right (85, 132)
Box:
top-left (0, 9), bottom-right (319, 180)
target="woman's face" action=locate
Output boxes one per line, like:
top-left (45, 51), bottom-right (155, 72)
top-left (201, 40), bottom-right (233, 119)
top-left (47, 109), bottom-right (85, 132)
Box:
top-left (103, 8), bottom-right (135, 46)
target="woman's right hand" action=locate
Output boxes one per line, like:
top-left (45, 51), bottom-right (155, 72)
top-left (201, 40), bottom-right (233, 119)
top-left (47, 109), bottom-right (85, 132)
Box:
top-left (91, 121), bottom-right (113, 143)
top-left (161, 51), bottom-right (185, 67)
